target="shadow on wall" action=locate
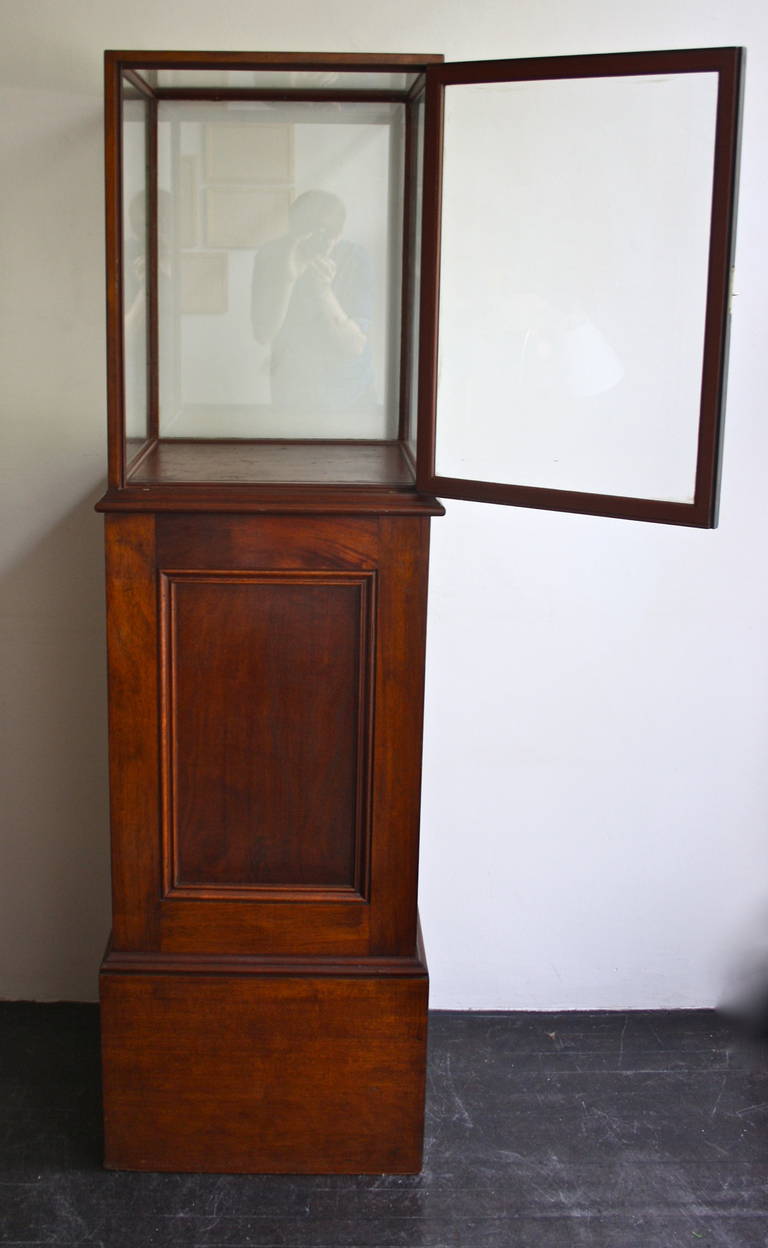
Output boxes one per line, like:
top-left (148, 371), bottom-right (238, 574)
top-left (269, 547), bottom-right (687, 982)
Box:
top-left (720, 911), bottom-right (768, 1041)
top-left (0, 484), bottom-right (111, 1002)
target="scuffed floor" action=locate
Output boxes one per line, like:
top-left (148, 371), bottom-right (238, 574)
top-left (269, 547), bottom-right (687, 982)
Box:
top-left (1, 1005), bottom-right (766, 1246)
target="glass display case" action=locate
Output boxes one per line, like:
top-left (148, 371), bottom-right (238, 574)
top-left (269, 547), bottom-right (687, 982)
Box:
top-left (109, 53), bottom-right (432, 495)
top-left (104, 46), bottom-right (741, 524)
top-left (98, 48), bottom-right (741, 1177)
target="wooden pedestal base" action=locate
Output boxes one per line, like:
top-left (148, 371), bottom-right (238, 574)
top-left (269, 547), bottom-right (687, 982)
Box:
top-left (100, 948), bottom-right (428, 1173)
top-left (98, 510), bottom-right (436, 1173)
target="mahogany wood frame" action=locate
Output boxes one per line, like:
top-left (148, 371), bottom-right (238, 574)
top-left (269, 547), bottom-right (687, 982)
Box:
top-left (415, 47), bottom-right (743, 527)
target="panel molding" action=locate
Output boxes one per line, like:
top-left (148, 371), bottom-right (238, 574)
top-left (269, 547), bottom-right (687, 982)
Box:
top-left (159, 568), bottom-right (377, 904)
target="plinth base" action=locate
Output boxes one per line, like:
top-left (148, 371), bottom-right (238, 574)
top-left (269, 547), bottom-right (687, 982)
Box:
top-left (100, 950), bottom-right (428, 1173)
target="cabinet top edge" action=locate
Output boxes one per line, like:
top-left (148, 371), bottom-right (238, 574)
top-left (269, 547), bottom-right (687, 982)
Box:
top-left (106, 50), bottom-right (444, 69)
top-left (95, 487), bottom-right (446, 517)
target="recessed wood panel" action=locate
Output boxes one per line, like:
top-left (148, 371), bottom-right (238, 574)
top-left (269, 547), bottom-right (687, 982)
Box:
top-left (161, 570), bottom-right (375, 898)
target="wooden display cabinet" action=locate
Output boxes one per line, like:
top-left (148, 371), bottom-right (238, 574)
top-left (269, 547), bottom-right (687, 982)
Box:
top-left (98, 48), bottom-right (741, 1173)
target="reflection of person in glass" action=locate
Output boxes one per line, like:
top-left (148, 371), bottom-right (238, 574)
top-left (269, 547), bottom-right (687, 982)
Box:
top-left (250, 190), bottom-right (375, 412)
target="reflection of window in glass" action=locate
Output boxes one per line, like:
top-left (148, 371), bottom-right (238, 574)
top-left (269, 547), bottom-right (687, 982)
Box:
top-left (157, 101), bottom-right (403, 441)
top-left (406, 95), bottom-right (424, 456)
top-left (122, 95), bottom-right (147, 444)
top-left (205, 123), bottom-right (294, 184)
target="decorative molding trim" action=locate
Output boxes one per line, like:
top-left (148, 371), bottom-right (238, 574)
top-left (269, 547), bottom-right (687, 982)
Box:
top-left (96, 486), bottom-right (445, 515)
top-left (101, 948), bottom-right (428, 980)
top-left (159, 568), bottom-right (377, 904)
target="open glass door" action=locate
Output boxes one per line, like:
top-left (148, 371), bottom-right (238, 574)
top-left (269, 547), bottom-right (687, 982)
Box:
top-left (416, 48), bottom-right (742, 526)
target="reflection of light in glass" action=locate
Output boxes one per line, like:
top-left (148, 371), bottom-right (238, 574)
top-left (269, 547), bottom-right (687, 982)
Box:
top-left (290, 70), bottom-right (340, 89)
top-left (520, 309), bottom-right (624, 399)
top-left (562, 318), bottom-right (624, 397)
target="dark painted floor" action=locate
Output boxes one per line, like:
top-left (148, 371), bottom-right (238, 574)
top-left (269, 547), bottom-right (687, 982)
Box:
top-left (0, 1005), bottom-right (766, 1246)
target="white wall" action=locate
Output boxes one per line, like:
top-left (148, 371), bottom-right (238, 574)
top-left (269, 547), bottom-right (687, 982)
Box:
top-left (1, 0), bottom-right (767, 1006)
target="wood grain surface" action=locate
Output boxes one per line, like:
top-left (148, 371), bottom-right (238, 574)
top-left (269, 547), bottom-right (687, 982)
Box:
top-left (101, 966), bottom-right (428, 1173)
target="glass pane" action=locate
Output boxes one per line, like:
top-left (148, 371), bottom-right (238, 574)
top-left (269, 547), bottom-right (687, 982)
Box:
top-left (435, 72), bottom-right (719, 503)
top-left (153, 68), bottom-right (417, 92)
top-left (405, 94), bottom-right (425, 460)
top-left (157, 100), bottom-right (404, 439)
top-left (121, 83), bottom-right (149, 454)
